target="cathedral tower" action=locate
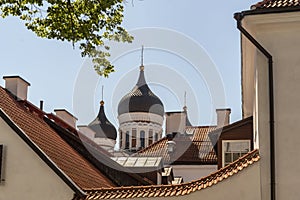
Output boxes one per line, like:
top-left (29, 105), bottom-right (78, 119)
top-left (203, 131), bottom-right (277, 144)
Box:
top-left (118, 50), bottom-right (164, 153)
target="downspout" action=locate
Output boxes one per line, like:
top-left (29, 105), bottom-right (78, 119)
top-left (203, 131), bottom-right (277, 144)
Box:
top-left (234, 12), bottom-right (275, 200)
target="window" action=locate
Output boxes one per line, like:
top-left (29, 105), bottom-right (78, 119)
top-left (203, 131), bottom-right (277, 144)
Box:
top-left (149, 129), bottom-right (153, 145)
top-left (119, 131), bottom-right (123, 149)
top-left (0, 145), bottom-right (3, 182)
top-left (125, 131), bottom-right (130, 149)
top-left (140, 131), bottom-right (145, 148)
top-left (222, 140), bottom-right (250, 167)
top-left (132, 129), bottom-right (137, 148)
top-left (155, 133), bottom-right (159, 142)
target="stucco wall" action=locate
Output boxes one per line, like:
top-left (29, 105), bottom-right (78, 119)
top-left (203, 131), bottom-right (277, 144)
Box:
top-left (0, 117), bottom-right (74, 200)
top-left (111, 161), bottom-right (261, 200)
top-left (242, 12), bottom-right (300, 200)
top-left (172, 165), bottom-right (217, 182)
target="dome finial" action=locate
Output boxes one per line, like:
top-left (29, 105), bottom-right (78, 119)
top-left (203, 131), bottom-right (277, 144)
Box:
top-left (100, 85), bottom-right (104, 105)
top-left (183, 91), bottom-right (187, 111)
top-left (140, 45), bottom-right (144, 71)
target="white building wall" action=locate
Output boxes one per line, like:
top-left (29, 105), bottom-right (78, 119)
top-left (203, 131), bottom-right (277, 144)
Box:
top-left (0, 117), bottom-right (74, 200)
top-left (172, 165), bottom-right (217, 182)
top-left (111, 161), bottom-right (262, 200)
top-left (242, 12), bottom-right (300, 200)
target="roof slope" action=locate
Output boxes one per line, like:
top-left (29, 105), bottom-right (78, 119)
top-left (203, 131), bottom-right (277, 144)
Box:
top-left (73, 149), bottom-right (260, 200)
top-left (45, 117), bottom-right (155, 186)
top-left (136, 126), bottom-right (217, 165)
top-left (252, 0), bottom-right (300, 9)
top-left (0, 87), bottom-right (115, 189)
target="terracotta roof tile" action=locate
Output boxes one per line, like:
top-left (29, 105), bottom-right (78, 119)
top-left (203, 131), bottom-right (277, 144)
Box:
top-left (74, 149), bottom-right (260, 200)
top-left (135, 126), bottom-right (217, 164)
top-left (0, 87), bottom-right (115, 189)
top-left (252, 0), bottom-right (300, 9)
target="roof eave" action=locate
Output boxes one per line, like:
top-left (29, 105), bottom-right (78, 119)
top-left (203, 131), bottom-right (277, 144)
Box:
top-left (234, 6), bottom-right (300, 20)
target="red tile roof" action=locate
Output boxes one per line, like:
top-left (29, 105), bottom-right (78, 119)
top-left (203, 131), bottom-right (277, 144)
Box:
top-left (44, 116), bottom-right (155, 186)
top-left (252, 0), bottom-right (300, 9)
top-left (73, 149), bottom-right (260, 200)
top-left (136, 126), bottom-right (217, 165)
top-left (0, 87), bottom-right (115, 189)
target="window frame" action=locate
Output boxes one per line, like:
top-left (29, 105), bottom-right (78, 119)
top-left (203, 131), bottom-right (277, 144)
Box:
top-left (140, 130), bottom-right (145, 148)
top-left (154, 133), bottom-right (159, 142)
top-left (222, 140), bottom-right (250, 167)
top-left (149, 129), bottom-right (153, 145)
top-left (132, 129), bottom-right (137, 148)
top-left (125, 131), bottom-right (130, 149)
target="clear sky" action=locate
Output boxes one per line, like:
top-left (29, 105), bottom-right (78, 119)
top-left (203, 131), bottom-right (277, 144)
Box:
top-left (0, 0), bottom-right (259, 129)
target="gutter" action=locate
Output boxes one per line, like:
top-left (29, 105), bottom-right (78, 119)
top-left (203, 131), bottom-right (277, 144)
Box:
top-left (234, 12), bottom-right (275, 200)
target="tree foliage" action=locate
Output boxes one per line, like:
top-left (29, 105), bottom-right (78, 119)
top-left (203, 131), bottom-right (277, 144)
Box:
top-left (0, 0), bottom-right (133, 77)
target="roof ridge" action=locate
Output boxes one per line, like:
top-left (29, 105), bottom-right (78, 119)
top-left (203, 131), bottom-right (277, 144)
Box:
top-left (186, 125), bottom-right (216, 128)
top-left (254, 0), bottom-right (271, 8)
top-left (78, 149), bottom-right (260, 199)
top-left (251, 0), bottom-right (300, 9)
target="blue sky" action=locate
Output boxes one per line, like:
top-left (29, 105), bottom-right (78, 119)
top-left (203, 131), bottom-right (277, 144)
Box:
top-left (0, 0), bottom-right (259, 128)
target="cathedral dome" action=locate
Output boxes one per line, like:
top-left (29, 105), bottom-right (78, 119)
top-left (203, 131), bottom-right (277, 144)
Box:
top-left (118, 66), bottom-right (164, 117)
top-left (88, 101), bottom-right (117, 140)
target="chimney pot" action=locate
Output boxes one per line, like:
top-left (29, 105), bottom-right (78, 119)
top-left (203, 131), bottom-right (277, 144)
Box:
top-left (3, 76), bottom-right (30, 100)
top-left (216, 108), bottom-right (231, 127)
top-left (40, 100), bottom-right (44, 111)
top-left (165, 112), bottom-right (186, 135)
top-left (54, 109), bottom-right (78, 128)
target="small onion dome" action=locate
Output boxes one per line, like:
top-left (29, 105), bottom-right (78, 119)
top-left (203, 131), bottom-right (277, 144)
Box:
top-left (118, 66), bottom-right (164, 116)
top-left (88, 100), bottom-right (117, 140)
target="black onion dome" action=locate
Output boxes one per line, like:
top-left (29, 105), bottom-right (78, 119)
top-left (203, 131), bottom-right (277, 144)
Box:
top-left (118, 66), bottom-right (164, 116)
top-left (88, 101), bottom-right (117, 140)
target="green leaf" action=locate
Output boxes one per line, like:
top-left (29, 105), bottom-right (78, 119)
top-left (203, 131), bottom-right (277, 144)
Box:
top-left (0, 0), bottom-right (133, 76)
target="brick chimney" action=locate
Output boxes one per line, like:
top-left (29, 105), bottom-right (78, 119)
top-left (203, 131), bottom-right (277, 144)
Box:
top-left (3, 76), bottom-right (30, 100)
top-left (216, 108), bottom-right (231, 127)
top-left (54, 109), bottom-right (78, 128)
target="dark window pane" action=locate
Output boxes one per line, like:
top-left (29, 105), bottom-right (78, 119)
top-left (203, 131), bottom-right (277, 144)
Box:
top-left (225, 152), bottom-right (232, 163)
top-left (233, 153), bottom-right (240, 161)
top-left (155, 133), bottom-right (158, 141)
top-left (140, 131), bottom-right (145, 148)
top-left (125, 132), bottom-right (130, 149)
